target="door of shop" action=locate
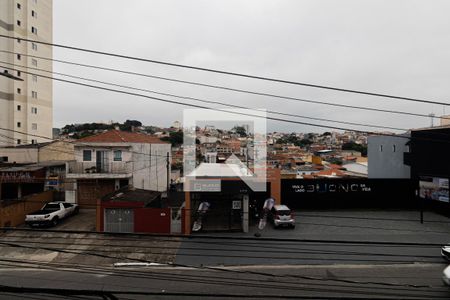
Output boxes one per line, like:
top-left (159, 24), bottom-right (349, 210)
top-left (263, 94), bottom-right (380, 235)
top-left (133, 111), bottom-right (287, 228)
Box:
top-left (191, 193), bottom-right (243, 232)
top-left (104, 208), bottom-right (134, 233)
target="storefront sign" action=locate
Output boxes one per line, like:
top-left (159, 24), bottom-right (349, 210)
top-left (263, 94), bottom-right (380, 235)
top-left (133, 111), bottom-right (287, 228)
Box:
top-left (46, 176), bottom-right (59, 186)
top-left (289, 182), bottom-right (371, 193)
top-left (188, 179), bottom-right (221, 192)
top-left (0, 172), bottom-right (37, 183)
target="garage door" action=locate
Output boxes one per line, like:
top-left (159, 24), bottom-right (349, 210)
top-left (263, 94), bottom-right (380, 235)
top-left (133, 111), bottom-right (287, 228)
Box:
top-left (104, 208), bottom-right (134, 233)
top-left (78, 180), bottom-right (115, 208)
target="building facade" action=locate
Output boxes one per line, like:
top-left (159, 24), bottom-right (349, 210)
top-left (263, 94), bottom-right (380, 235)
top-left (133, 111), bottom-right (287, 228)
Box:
top-left (406, 126), bottom-right (450, 210)
top-left (368, 134), bottom-right (410, 179)
top-left (0, 0), bottom-right (53, 146)
top-left (65, 130), bottom-right (171, 207)
top-left (0, 140), bottom-right (74, 164)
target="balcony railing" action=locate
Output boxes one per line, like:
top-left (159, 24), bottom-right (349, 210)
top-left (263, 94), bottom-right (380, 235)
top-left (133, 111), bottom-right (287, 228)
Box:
top-left (67, 161), bottom-right (131, 174)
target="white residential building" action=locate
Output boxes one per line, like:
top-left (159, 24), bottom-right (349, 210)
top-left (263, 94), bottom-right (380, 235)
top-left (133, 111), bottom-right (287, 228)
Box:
top-left (0, 0), bottom-right (53, 146)
top-left (65, 130), bottom-right (171, 207)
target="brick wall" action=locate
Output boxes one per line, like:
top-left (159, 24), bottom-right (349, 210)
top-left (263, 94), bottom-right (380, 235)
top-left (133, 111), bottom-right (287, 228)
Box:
top-left (0, 191), bottom-right (53, 227)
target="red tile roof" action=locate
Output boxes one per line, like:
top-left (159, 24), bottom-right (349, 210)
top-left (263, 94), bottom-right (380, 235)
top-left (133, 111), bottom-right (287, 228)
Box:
top-left (327, 164), bottom-right (345, 170)
top-left (77, 130), bottom-right (168, 144)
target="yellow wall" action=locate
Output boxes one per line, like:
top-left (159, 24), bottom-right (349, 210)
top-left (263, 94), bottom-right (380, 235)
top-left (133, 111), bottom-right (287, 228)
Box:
top-left (39, 141), bottom-right (74, 162)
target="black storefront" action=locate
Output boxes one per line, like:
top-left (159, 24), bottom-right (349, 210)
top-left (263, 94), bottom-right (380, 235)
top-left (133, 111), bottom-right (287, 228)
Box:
top-left (189, 180), bottom-right (271, 232)
top-left (282, 178), bottom-right (414, 209)
top-left (0, 168), bottom-right (46, 200)
top-left (406, 127), bottom-right (450, 214)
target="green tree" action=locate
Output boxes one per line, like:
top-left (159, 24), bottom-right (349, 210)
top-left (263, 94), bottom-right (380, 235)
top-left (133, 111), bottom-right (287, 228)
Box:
top-left (342, 142), bottom-right (367, 156)
top-left (161, 131), bottom-right (183, 146)
top-left (233, 126), bottom-right (247, 137)
top-left (120, 120), bottom-right (142, 131)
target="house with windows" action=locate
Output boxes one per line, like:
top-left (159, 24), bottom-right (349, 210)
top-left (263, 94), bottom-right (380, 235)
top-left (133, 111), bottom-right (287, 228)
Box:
top-left (65, 130), bottom-right (171, 208)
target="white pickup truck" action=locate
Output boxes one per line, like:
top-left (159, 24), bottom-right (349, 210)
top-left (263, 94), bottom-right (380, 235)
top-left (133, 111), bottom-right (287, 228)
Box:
top-left (25, 202), bottom-right (79, 227)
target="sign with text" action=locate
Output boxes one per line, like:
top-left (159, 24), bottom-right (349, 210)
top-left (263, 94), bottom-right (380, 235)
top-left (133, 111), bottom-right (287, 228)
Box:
top-left (187, 179), bottom-right (221, 192)
top-left (288, 182), bottom-right (372, 193)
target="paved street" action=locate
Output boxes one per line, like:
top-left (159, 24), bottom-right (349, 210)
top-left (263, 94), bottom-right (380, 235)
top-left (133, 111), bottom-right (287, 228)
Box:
top-left (0, 263), bottom-right (449, 299)
top-left (176, 209), bottom-right (450, 266)
top-left (0, 209), bottom-right (449, 299)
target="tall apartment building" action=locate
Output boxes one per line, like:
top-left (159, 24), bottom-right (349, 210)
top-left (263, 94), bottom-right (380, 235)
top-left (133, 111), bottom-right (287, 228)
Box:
top-left (0, 0), bottom-right (52, 146)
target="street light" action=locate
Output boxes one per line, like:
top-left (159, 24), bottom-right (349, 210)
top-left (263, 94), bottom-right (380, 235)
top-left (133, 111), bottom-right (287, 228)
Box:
top-left (0, 70), bottom-right (23, 81)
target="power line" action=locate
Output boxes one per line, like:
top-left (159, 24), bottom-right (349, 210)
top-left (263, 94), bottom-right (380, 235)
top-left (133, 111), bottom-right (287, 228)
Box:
top-left (0, 60), bottom-right (407, 132)
top-left (0, 246), bottom-right (445, 298)
top-left (0, 237), bottom-right (439, 261)
top-left (4, 64), bottom-right (450, 146)
top-left (0, 64), bottom-right (430, 141)
top-left (1, 227), bottom-right (445, 247)
top-left (2, 283), bottom-right (439, 300)
top-left (2, 231), bottom-right (437, 250)
top-left (2, 49), bottom-right (449, 122)
top-left (0, 127), bottom-right (173, 160)
top-left (0, 240), bottom-right (434, 265)
top-left (0, 258), bottom-right (443, 297)
top-left (0, 35), bottom-right (448, 107)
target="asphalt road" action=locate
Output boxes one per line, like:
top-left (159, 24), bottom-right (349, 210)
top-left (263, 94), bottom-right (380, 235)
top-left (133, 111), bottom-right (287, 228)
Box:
top-left (176, 209), bottom-right (450, 266)
top-left (1, 209), bottom-right (449, 299)
top-left (0, 263), bottom-right (449, 299)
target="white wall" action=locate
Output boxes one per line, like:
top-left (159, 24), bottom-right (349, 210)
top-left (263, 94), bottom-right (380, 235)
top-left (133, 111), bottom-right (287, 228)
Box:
top-left (73, 145), bottom-right (131, 163)
top-left (368, 135), bottom-right (410, 179)
top-left (0, 0), bottom-right (53, 146)
top-left (0, 147), bottom-right (38, 163)
top-left (131, 143), bottom-right (171, 192)
top-left (72, 142), bottom-right (171, 192)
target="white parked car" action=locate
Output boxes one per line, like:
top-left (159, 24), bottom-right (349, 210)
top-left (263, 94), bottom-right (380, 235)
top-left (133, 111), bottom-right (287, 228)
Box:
top-left (443, 265), bottom-right (450, 286)
top-left (269, 205), bottom-right (295, 229)
top-left (25, 202), bottom-right (79, 227)
top-left (442, 246), bottom-right (450, 261)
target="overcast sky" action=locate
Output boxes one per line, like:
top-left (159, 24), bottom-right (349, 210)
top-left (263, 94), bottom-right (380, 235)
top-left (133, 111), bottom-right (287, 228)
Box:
top-left (53, 0), bottom-right (450, 133)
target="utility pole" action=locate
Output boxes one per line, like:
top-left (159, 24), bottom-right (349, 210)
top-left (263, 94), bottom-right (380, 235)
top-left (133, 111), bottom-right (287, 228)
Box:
top-left (246, 124), bottom-right (250, 168)
top-left (166, 152), bottom-right (170, 192)
top-left (429, 113), bottom-right (435, 127)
